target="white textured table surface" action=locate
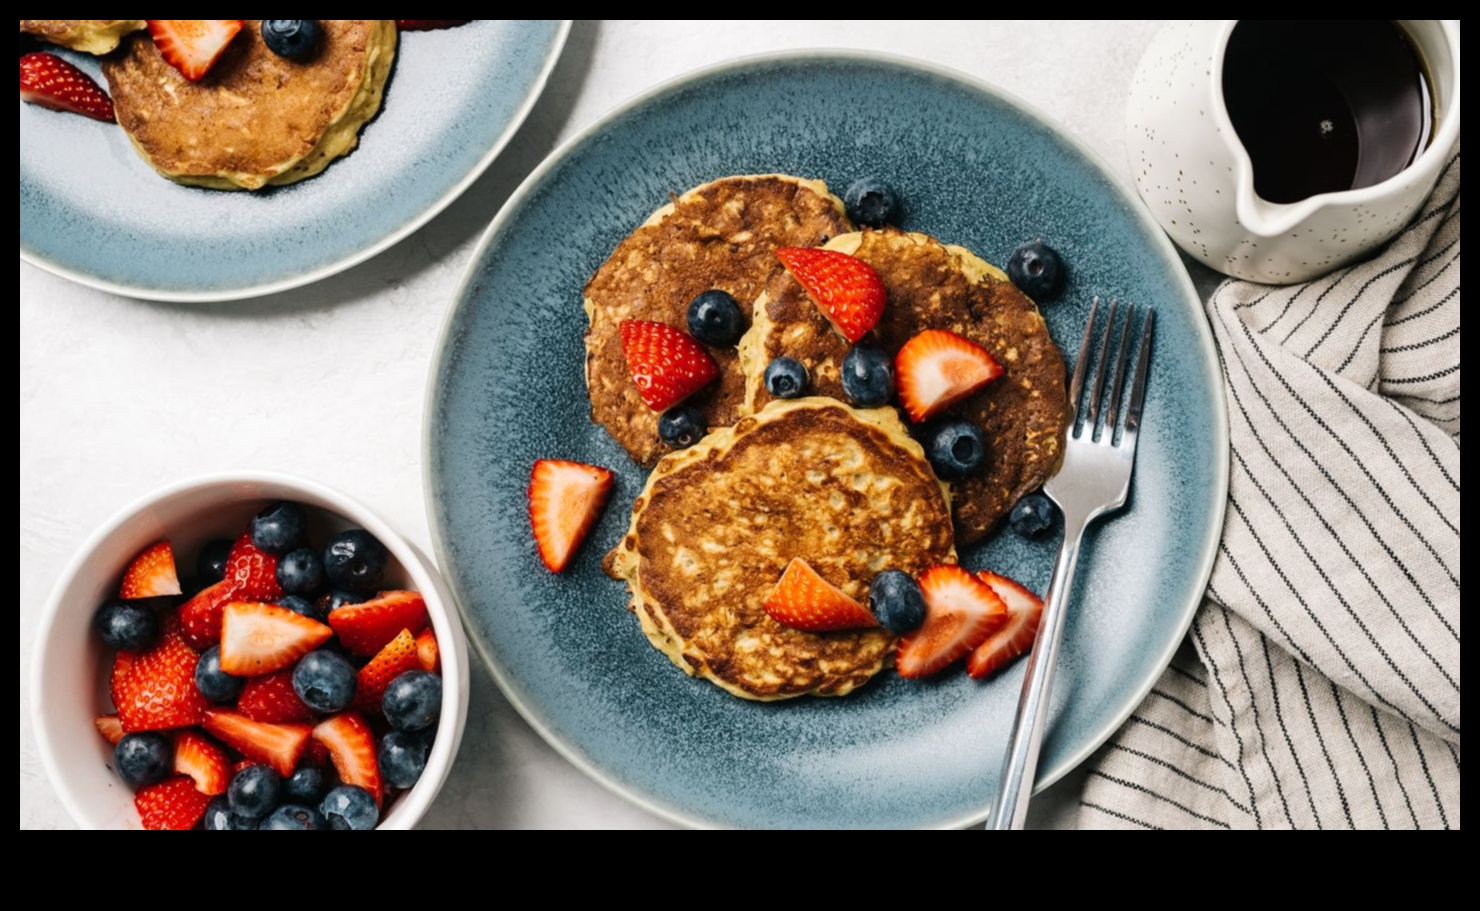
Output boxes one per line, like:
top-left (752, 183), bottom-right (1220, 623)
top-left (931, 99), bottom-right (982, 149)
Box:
top-left (21, 19), bottom-right (1172, 829)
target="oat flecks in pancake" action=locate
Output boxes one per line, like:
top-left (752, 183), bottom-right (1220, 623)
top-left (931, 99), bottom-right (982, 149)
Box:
top-left (583, 175), bottom-right (853, 465)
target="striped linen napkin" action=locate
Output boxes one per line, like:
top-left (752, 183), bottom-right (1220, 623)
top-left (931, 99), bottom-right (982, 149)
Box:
top-left (1077, 150), bottom-right (1461, 829)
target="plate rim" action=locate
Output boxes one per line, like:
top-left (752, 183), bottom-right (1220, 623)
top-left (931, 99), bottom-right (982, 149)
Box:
top-left (18, 19), bottom-right (573, 304)
top-left (423, 47), bottom-right (1231, 829)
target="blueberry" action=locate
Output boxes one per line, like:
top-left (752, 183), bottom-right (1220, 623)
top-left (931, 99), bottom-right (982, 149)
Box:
top-left (251, 501), bottom-right (307, 555)
top-left (258, 804), bottom-right (327, 830)
top-left (228, 765), bottom-right (282, 820)
top-left (321, 589), bottom-right (367, 614)
top-left (841, 345), bottom-right (894, 407)
top-left (195, 645), bottom-right (243, 703)
top-left (277, 594), bottom-right (329, 624)
top-left (114, 732), bottom-right (173, 786)
top-left (1006, 240), bottom-right (1065, 301)
top-left (283, 765), bottom-right (326, 804)
top-left (382, 670), bottom-right (442, 732)
top-left (926, 420), bottom-right (987, 480)
top-left (292, 650), bottom-right (357, 714)
top-left (276, 547), bottom-right (325, 596)
top-left (868, 570), bottom-right (927, 634)
top-left (379, 729), bottom-right (430, 789)
top-left (685, 289), bottom-right (744, 346)
top-left (323, 529), bottom-right (387, 593)
top-left (202, 795), bottom-right (255, 830)
top-left (658, 405), bottom-right (707, 449)
top-left (261, 20), bottom-right (322, 60)
top-left (843, 177), bottom-right (902, 228)
top-left (92, 600), bottom-right (158, 651)
top-left (320, 785), bottom-right (379, 830)
top-left (196, 538), bottom-right (234, 583)
top-left (764, 357), bottom-right (809, 399)
top-left (1009, 493), bottom-right (1057, 538)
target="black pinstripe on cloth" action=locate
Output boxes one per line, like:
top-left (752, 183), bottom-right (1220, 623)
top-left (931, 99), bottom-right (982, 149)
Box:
top-left (1079, 150), bottom-right (1460, 830)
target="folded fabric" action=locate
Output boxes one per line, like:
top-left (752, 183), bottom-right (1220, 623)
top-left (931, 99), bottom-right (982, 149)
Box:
top-left (1078, 149), bottom-right (1461, 829)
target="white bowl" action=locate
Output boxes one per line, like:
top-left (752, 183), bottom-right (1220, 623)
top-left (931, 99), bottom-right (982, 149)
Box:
top-left (31, 471), bottom-right (469, 830)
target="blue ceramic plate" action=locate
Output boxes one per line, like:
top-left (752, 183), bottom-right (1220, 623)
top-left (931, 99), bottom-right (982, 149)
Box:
top-left (427, 52), bottom-right (1228, 829)
top-left (19, 20), bottom-right (570, 302)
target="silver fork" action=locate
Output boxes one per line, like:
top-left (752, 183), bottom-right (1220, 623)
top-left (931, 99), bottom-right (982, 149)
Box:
top-left (984, 297), bottom-right (1154, 830)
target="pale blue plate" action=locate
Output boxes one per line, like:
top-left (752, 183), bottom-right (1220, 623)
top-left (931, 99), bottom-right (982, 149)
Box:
top-left (19, 20), bottom-right (570, 302)
top-left (427, 51), bottom-right (1229, 829)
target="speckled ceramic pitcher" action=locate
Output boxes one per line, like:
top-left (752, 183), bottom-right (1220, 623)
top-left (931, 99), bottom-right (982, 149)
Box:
top-left (1126, 20), bottom-right (1460, 284)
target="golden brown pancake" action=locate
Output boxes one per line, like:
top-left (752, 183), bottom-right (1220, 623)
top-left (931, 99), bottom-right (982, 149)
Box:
top-left (19, 20), bottom-right (145, 54)
top-left (740, 230), bottom-right (1068, 543)
top-left (583, 175), bottom-right (853, 465)
top-left (103, 20), bottom-right (395, 191)
top-left (606, 398), bottom-right (957, 700)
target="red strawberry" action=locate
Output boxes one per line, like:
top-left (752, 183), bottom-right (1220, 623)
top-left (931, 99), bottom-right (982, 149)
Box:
top-left (135, 776), bottom-right (213, 830)
top-left (19, 52), bottom-right (115, 122)
top-left (223, 533), bottom-right (284, 601)
top-left (966, 571), bottom-right (1045, 680)
top-left (354, 629), bottom-right (419, 713)
top-left (618, 320), bottom-right (720, 412)
top-left (94, 714), bottom-right (124, 746)
top-left (327, 590), bottom-right (429, 656)
top-left (396, 20), bottom-right (469, 30)
top-left (177, 579), bottom-right (234, 651)
top-left (894, 329), bottom-right (1003, 423)
top-left (118, 540), bottom-right (182, 600)
top-left (415, 627), bottom-right (440, 673)
top-left (313, 713), bottom-right (383, 807)
top-left (173, 730), bottom-right (230, 795)
top-left (527, 460), bottom-right (615, 573)
top-left (775, 247), bottom-right (886, 343)
top-left (762, 558), bottom-right (879, 632)
top-left (302, 738), bottom-right (331, 769)
top-left (113, 623), bottom-right (208, 732)
top-left (202, 709), bottom-right (312, 777)
top-left (237, 669), bottom-right (316, 724)
top-left (218, 601), bottom-right (333, 676)
top-left (146, 20), bottom-right (243, 81)
top-left (895, 565), bottom-right (1008, 679)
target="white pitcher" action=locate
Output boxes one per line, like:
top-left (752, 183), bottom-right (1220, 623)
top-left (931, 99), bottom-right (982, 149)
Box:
top-left (1126, 20), bottom-right (1460, 284)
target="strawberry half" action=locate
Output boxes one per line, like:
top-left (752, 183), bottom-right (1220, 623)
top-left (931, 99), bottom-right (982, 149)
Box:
top-left (527, 459), bottom-right (615, 573)
top-left (118, 540), bottom-right (182, 600)
top-left (353, 629), bottom-right (419, 713)
top-left (237, 669), bottom-right (316, 724)
top-left (94, 714), bottom-right (124, 746)
top-left (19, 52), bottom-right (115, 122)
top-left (313, 713), bottom-right (383, 808)
top-left (894, 329), bottom-right (1004, 423)
top-left (327, 590), bottom-right (429, 656)
top-left (202, 709), bottom-right (311, 777)
top-left (896, 565), bottom-right (1008, 679)
top-left (397, 20), bottom-right (469, 30)
top-left (775, 247), bottom-right (886, 344)
top-left (146, 20), bottom-right (243, 82)
top-left (218, 601), bottom-right (332, 676)
top-left (173, 730), bottom-right (230, 795)
top-left (222, 533), bottom-right (284, 602)
top-left (135, 776), bottom-right (213, 830)
top-left (113, 623), bottom-right (208, 732)
top-left (177, 579), bottom-right (234, 651)
top-left (415, 627), bottom-right (440, 673)
top-left (618, 320), bottom-right (720, 412)
top-left (966, 571), bottom-right (1045, 680)
top-left (763, 558), bottom-right (879, 631)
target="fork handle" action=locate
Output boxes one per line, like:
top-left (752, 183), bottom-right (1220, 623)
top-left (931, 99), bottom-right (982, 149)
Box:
top-left (984, 516), bottom-right (1088, 829)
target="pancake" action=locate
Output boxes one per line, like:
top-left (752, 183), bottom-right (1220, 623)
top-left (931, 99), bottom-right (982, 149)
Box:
top-left (19, 20), bottom-right (145, 54)
top-left (583, 175), bottom-right (853, 465)
top-left (103, 20), bottom-right (395, 191)
top-left (739, 229), bottom-right (1068, 543)
top-left (606, 398), bottom-right (957, 700)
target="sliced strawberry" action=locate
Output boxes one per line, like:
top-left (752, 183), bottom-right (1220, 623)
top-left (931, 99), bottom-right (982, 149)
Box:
top-left (109, 650), bottom-right (137, 712)
top-left (223, 533), bottom-right (284, 601)
top-left (396, 20), bottom-right (469, 30)
top-left (894, 329), bottom-right (1004, 423)
top-left (202, 709), bottom-right (312, 777)
top-left (327, 590), bottom-right (429, 656)
top-left (415, 627), bottom-right (440, 673)
top-left (146, 19), bottom-right (243, 81)
top-left (113, 623), bottom-right (208, 732)
top-left (313, 713), bottom-right (383, 808)
top-left (237, 669), bottom-right (316, 724)
top-left (618, 320), bottom-right (720, 412)
top-left (218, 601), bottom-right (332, 676)
top-left (775, 247), bottom-right (886, 343)
top-left (173, 730), bottom-right (230, 795)
top-left (94, 714), bottom-right (124, 746)
top-left (177, 579), bottom-right (234, 651)
top-left (966, 571), bottom-right (1045, 680)
top-left (762, 558), bottom-right (879, 631)
top-left (118, 540), bottom-right (182, 600)
top-left (135, 776), bottom-right (213, 830)
top-left (526, 459), bottom-right (615, 573)
top-left (19, 52), bottom-right (114, 122)
top-left (896, 565), bottom-right (1008, 679)
top-left (354, 629), bottom-right (419, 713)
top-left (302, 737), bottom-right (331, 770)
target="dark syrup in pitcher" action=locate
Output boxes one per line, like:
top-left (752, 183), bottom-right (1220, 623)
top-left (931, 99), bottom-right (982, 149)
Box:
top-left (1222, 20), bottom-right (1433, 204)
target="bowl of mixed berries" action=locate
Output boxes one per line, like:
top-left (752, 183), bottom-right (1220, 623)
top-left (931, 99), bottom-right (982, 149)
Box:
top-left (31, 472), bottom-right (468, 830)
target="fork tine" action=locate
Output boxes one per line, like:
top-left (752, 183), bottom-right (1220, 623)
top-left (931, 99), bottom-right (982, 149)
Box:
top-left (1087, 299), bottom-right (1118, 433)
top-left (1124, 309), bottom-right (1155, 439)
top-left (1105, 303), bottom-right (1136, 435)
top-left (1066, 296), bottom-right (1099, 428)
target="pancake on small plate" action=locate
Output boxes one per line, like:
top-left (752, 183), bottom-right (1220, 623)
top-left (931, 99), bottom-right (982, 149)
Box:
top-left (607, 397), bottom-right (957, 701)
top-left (19, 20), bottom-right (145, 54)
